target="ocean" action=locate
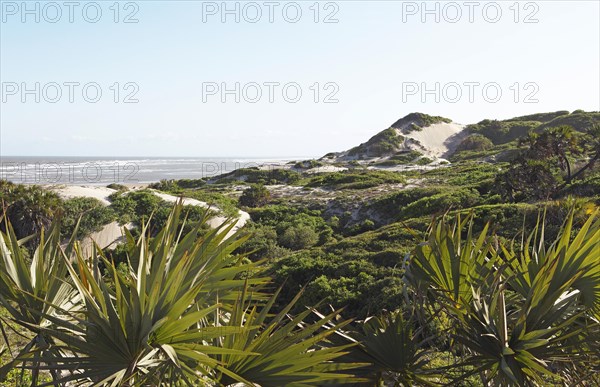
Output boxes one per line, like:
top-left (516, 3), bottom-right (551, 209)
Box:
top-left (0, 156), bottom-right (304, 185)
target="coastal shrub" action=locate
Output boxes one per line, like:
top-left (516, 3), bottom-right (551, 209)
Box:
top-left (215, 167), bottom-right (301, 185)
top-left (367, 187), bottom-right (446, 217)
top-left (106, 183), bottom-right (128, 191)
top-left (467, 119), bottom-right (539, 144)
top-left (239, 184), bottom-right (271, 207)
top-left (271, 222), bottom-right (417, 317)
top-left (537, 110), bottom-right (600, 132)
top-left (278, 224), bottom-right (319, 250)
top-left (391, 112), bottom-right (452, 130)
top-left (61, 197), bottom-right (116, 239)
top-left (455, 134), bottom-right (494, 152)
top-left (305, 170), bottom-right (405, 189)
top-left (235, 223), bottom-right (290, 261)
top-left (368, 187), bottom-right (483, 224)
top-left (176, 178), bottom-right (206, 188)
top-left (397, 188), bottom-right (482, 220)
top-left (239, 204), bottom-right (335, 260)
top-left (348, 128), bottom-right (404, 157)
top-left (148, 179), bottom-right (180, 192)
top-left (0, 181), bottom-right (62, 239)
top-left (293, 159), bottom-right (323, 170)
top-left (415, 157), bottom-right (433, 165)
top-left (108, 189), bottom-right (179, 235)
top-left (175, 189), bottom-right (239, 217)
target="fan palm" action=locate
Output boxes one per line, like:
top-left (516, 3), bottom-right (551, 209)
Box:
top-left (2, 203), bottom-right (364, 386)
top-left (331, 310), bottom-right (439, 387)
top-left (0, 213), bottom-right (80, 385)
top-left (216, 286), bottom-right (364, 386)
top-left (407, 210), bottom-right (600, 385)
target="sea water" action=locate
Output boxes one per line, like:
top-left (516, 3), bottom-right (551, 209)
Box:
top-left (0, 156), bottom-right (303, 185)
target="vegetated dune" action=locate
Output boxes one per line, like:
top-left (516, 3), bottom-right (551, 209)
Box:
top-left (152, 190), bottom-right (249, 238)
top-left (322, 112), bottom-right (468, 163)
top-left (50, 186), bottom-right (249, 252)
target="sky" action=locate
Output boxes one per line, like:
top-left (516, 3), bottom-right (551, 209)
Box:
top-left (0, 0), bottom-right (599, 157)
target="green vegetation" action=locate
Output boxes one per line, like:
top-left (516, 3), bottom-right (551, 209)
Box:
top-left (0, 181), bottom-right (61, 239)
top-left (0, 205), bottom-right (366, 385)
top-left (239, 184), bottom-right (271, 208)
top-left (348, 128), bottom-right (404, 157)
top-left (495, 125), bottom-right (599, 201)
top-left (391, 112), bottom-right (452, 131)
top-left (3, 205), bottom-right (599, 385)
top-left (373, 150), bottom-right (423, 166)
top-left (212, 167), bottom-right (301, 185)
top-left (293, 159), bottom-right (323, 170)
top-left (305, 170), bottom-right (405, 189)
top-left (467, 110), bottom-right (600, 145)
top-left (238, 205), bottom-right (334, 261)
top-left (456, 133), bottom-right (494, 152)
top-left (466, 119), bottom-right (540, 144)
top-left (60, 197), bottom-right (115, 239)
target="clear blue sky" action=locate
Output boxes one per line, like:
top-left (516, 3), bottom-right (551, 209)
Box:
top-left (1, 0), bottom-right (599, 157)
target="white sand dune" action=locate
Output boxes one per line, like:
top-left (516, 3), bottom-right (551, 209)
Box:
top-left (400, 122), bottom-right (467, 158)
top-left (78, 221), bottom-right (132, 257)
top-left (51, 185), bottom-right (249, 248)
top-left (49, 185), bottom-right (116, 205)
top-left (150, 190), bottom-right (249, 239)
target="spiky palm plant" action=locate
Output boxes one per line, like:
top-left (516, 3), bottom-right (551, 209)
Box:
top-left (331, 310), bottom-right (439, 387)
top-left (216, 286), bottom-right (364, 386)
top-left (1, 203), bottom-right (364, 386)
top-left (407, 211), bottom-right (600, 385)
top-left (0, 214), bottom-right (80, 384)
top-left (405, 214), bottom-right (498, 314)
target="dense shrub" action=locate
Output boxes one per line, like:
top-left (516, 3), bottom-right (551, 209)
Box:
top-left (0, 181), bottom-right (62, 239)
top-left (239, 185), bottom-right (271, 207)
top-left (348, 128), bottom-right (404, 157)
top-left (278, 224), bottom-right (319, 250)
top-left (215, 168), bottom-right (301, 185)
top-left (61, 197), bottom-right (115, 239)
top-left (456, 134), bottom-right (494, 152)
top-left (305, 170), bottom-right (405, 189)
top-left (467, 119), bottom-right (539, 144)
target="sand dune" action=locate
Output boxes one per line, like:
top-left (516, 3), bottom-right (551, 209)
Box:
top-left (400, 122), bottom-right (467, 158)
top-left (151, 190), bottom-right (249, 238)
top-left (49, 185), bottom-right (116, 205)
top-left (50, 185), bottom-right (249, 251)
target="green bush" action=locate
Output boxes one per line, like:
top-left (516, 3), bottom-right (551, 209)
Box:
top-left (467, 119), bottom-right (539, 144)
top-left (305, 171), bottom-right (405, 190)
top-left (61, 197), bottom-right (116, 239)
top-left (278, 224), bottom-right (319, 250)
top-left (214, 168), bottom-right (301, 185)
top-left (455, 134), bottom-right (494, 152)
top-left (239, 185), bottom-right (271, 208)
